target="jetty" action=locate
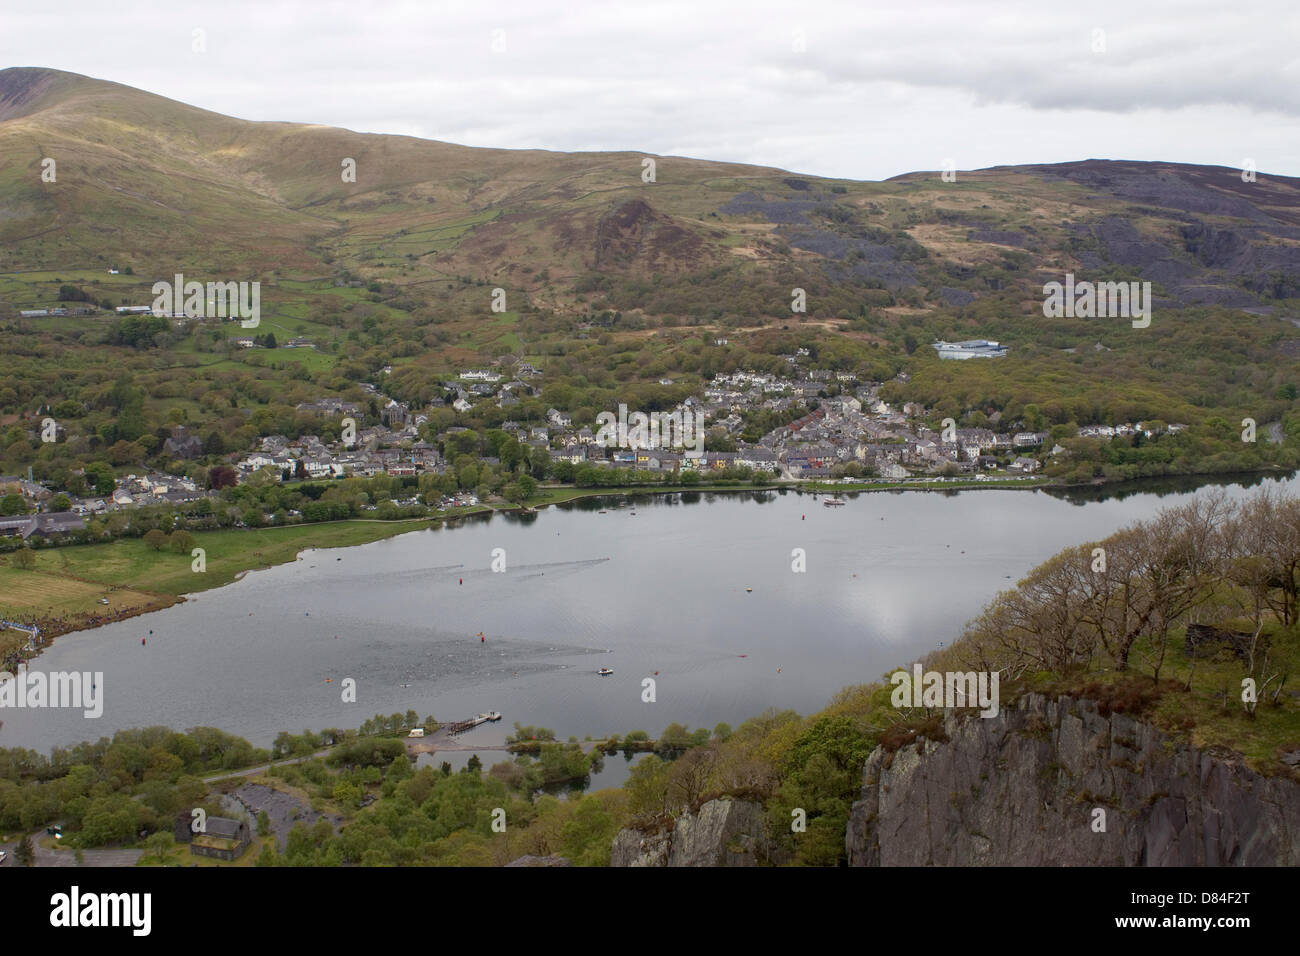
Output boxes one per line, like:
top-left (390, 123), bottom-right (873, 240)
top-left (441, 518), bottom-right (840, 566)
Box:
top-left (442, 711), bottom-right (503, 736)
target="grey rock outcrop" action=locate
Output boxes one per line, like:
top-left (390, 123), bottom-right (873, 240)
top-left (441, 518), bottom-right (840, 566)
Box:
top-left (847, 693), bottom-right (1300, 866)
top-left (610, 798), bottom-right (773, 867)
top-left (505, 854), bottom-right (571, 867)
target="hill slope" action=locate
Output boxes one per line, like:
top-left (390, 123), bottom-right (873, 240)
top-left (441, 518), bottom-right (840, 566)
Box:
top-left (4, 66), bottom-right (1300, 317)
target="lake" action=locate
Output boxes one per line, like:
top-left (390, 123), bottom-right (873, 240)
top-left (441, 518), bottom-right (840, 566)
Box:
top-left (3, 473), bottom-right (1295, 753)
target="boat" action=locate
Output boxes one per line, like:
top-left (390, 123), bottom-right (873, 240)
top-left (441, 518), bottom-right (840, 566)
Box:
top-left (823, 497), bottom-right (846, 506)
top-left (597, 667), bottom-right (613, 676)
top-left (476, 711), bottom-right (502, 721)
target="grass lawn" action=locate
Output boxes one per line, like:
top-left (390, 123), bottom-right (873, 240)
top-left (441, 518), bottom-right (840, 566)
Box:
top-left (0, 520), bottom-right (434, 627)
top-left (0, 566), bottom-right (164, 623)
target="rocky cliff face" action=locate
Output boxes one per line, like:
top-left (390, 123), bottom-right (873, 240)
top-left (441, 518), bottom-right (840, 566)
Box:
top-left (847, 693), bottom-right (1300, 866)
top-left (610, 798), bottom-right (777, 867)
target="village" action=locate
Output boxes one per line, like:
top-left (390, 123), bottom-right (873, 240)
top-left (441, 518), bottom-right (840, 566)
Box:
top-left (222, 349), bottom-right (1066, 486)
top-left (1, 340), bottom-right (1192, 542)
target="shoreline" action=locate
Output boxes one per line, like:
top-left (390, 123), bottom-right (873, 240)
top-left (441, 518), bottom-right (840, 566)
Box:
top-left (19, 592), bottom-right (185, 647)
top-left (7, 468), bottom-right (1291, 659)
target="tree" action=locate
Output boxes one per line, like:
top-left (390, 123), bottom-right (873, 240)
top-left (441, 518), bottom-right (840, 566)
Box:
top-left (144, 831), bottom-right (173, 862)
top-left (256, 810), bottom-right (271, 837)
top-left (168, 530), bottom-right (196, 553)
top-left (50, 494), bottom-right (70, 512)
top-left (656, 722), bottom-right (693, 753)
top-left (625, 755), bottom-right (673, 817)
top-left (12, 548), bottom-right (36, 570)
top-left (16, 833), bottom-right (34, 867)
top-left (143, 529), bottom-right (167, 551)
top-left (208, 466), bottom-right (238, 490)
top-left (88, 465), bottom-right (116, 496)
top-left (386, 754), bottom-right (414, 783)
top-left (332, 781), bottom-right (363, 810)
top-left (0, 494), bottom-right (26, 516)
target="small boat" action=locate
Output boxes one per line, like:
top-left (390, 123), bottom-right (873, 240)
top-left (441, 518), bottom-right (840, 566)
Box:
top-left (823, 497), bottom-right (846, 507)
top-left (597, 667), bottom-right (613, 676)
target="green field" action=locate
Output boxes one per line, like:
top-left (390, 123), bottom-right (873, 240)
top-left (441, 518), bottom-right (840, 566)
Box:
top-left (0, 520), bottom-right (435, 633)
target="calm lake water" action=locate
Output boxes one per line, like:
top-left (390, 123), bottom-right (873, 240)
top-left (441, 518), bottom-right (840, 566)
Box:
top-left (4, 473), bottom-right (1296, 753)
top-left (414, 745), bottom-right (655, 794)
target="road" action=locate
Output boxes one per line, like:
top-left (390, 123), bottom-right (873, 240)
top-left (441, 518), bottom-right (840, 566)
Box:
top-left (202, 748), bottom-right (334, 784)
top-left (0, 833), bottom-right (142, 868)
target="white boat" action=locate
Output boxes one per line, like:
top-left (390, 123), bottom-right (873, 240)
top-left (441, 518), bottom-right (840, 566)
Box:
top-left (476, 711), bottom-right (502, 722)
top-left (597, 667), bottom-right (613, 676)
top-left (823, 497), bottom-right (846, 506)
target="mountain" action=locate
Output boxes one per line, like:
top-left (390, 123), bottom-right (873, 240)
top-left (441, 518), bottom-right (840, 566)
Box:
top-left (4, 66), bottom-right (1300, 317)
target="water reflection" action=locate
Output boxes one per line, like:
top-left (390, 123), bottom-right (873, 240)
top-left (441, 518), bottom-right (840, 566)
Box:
top-left (1044, 471), bottom-right (1293, 505)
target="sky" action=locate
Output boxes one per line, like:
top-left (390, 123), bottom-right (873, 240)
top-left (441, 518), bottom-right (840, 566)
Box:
top-left (4, 0), bottom-right (1299, 181)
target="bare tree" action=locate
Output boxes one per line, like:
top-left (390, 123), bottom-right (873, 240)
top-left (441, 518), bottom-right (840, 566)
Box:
top-left (669, 746), bottom-right (718, 808)
top-left (1132, 497), bottom-right (1232, 680)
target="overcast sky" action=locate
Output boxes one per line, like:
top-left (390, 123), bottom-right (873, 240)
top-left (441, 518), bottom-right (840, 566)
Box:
top-left (5, 0), bottom-right (1298, 180)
